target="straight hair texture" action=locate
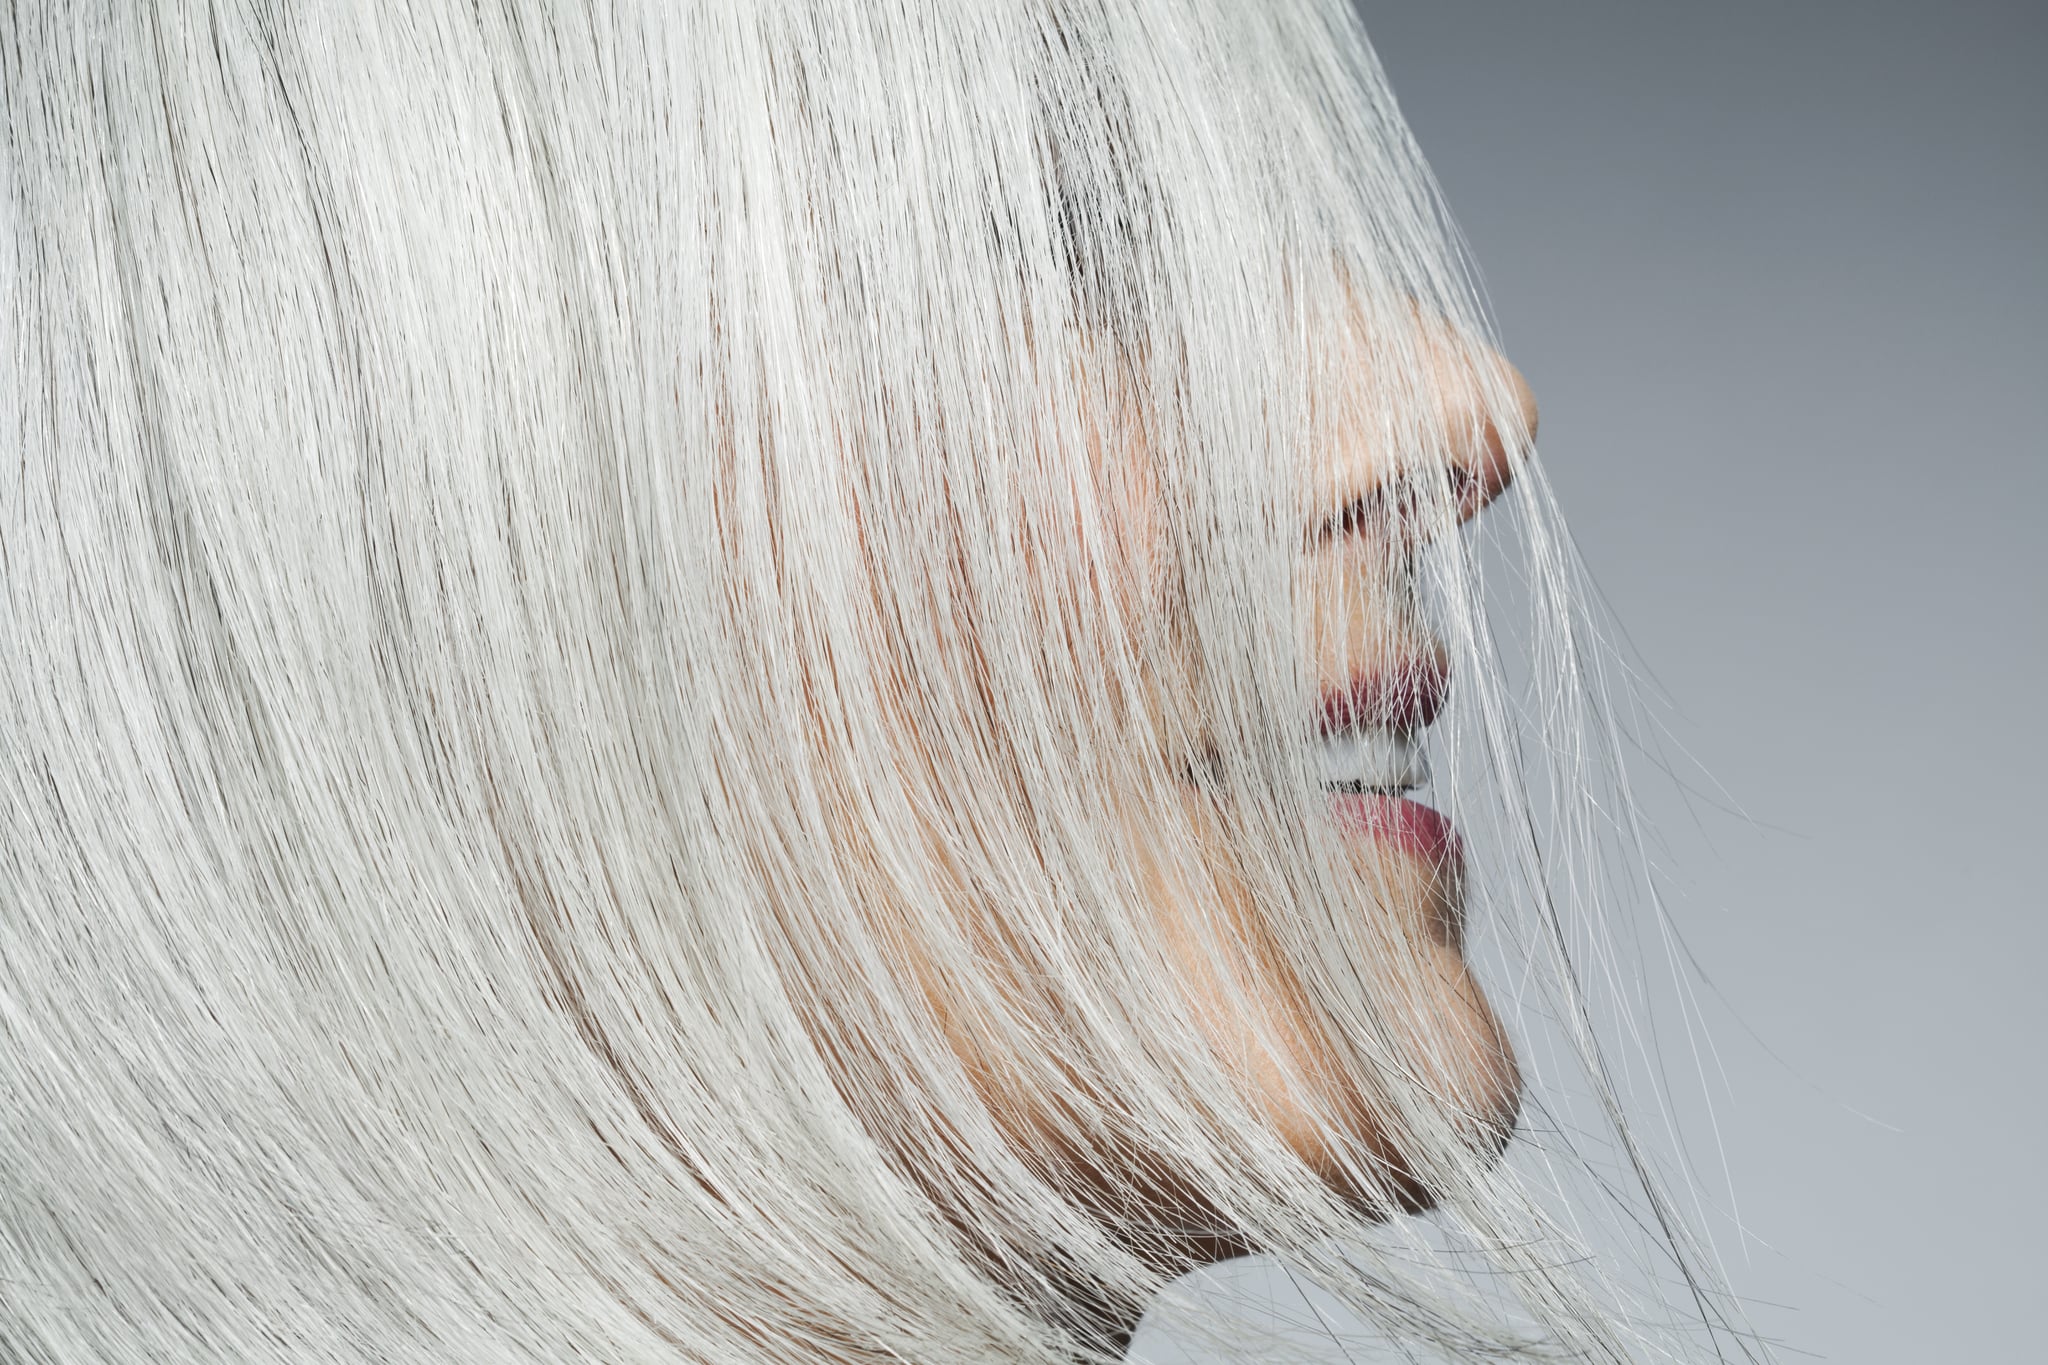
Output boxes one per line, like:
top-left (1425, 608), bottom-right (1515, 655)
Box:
top-left (1, 3), bottom-right (1763, 1362)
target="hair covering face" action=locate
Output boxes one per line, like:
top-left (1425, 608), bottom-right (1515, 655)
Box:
top-left (0, 2), bottom-right (1760, 1362)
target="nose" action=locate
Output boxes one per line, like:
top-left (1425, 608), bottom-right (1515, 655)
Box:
top-left (1307, 323), bottom-right (1538, 544)
top-left (1442, 350), bottom-right (1537, 523)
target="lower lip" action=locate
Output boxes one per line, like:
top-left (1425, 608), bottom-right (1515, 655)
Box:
top-left (1329, 793), bottom-right (1463, 869)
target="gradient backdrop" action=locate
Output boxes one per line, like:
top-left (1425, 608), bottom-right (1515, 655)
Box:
top-left (1134, 2), bottom-right (2047, 1360)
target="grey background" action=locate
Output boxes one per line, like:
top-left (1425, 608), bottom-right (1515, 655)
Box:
top-left (1139, 2), bottom-right (2047, 1360)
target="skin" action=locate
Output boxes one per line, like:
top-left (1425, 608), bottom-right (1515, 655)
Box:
top-left (783, 290), bottom-right (1539, 1359)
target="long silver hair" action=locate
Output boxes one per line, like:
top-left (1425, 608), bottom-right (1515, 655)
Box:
top-left (2, 2), bottom-right (1760, 1361)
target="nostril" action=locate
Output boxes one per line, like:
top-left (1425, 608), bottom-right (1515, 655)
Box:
top-left (1448, 463), bottom-right (1483, 520)
top-left (1455, 409), bottom-right (1524, 525)
top-left (1318, 490), bottom-right (1382, 542)
top-left (1314, 464), bottom-right (1486, 545)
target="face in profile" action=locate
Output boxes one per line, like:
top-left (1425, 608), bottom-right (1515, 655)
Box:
top-left (797, 279), bottom-right (1541, 1275)
top-left (0, 7), bottom-right (1752, 1362)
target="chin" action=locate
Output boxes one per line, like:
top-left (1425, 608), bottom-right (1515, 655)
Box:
top-left (1301, 876), bottom-right (1525, 1219)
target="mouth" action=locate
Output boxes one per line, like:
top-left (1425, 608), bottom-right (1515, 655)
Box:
top-left (1175, 665), bottom-right (1464, 871)
top-left (1314, 725), bottom-right (1428, 793)
top-left (1316, 724), bottom-right (1462, 868)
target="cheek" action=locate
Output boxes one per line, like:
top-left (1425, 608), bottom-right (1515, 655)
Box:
top-left (1070, 355), bottom-right (1170, 626)
top-left (1091, 438), bottom-right (1167, 623)
top-left (1068, 443), bottom-right (1203, 762)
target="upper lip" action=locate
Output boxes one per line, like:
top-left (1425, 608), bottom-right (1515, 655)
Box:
top-left (1318, 655), bottom-right (1448, 736)
top-left (1176, 658), bottom-right (1447, 788)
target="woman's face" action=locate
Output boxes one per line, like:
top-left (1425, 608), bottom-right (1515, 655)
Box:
top-left (820, 286), bottom-right (1538, 1267)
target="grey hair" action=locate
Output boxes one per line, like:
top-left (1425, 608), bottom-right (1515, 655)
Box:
top-left (1, 2), bottom-right (1761, 1362)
